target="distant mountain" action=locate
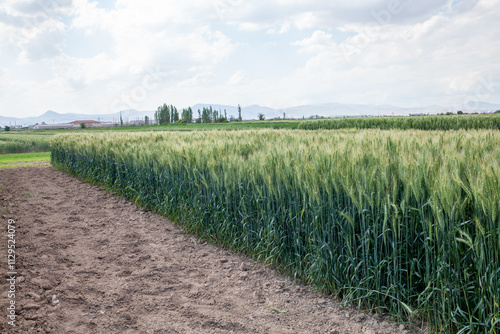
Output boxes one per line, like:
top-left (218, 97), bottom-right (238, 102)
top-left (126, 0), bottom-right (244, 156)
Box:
top-left (249, 102), bottom-right (499, 119)
top-left (1, 101), bottom-right (498, 127)
top-left (242, 103), bottom-right (445, 119)
top-left (461, 101), bottom-right (500, 111)
top-left (193, 102), bottom-right (497, 120)
top-left (191, 104), bottom-right (277, 120)
top-left (0, 109), bottom-right (155, 127)
top-left (191, 104), bottom-right (239, 118)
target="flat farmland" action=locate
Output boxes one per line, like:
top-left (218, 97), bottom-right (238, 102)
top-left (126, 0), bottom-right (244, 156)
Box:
top-left (1, 124), bottom-right (498, 333)
top-left (49, 128), bottom-right (500, 333)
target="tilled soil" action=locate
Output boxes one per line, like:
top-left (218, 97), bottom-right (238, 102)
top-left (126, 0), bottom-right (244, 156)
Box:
top-left (0, 166), bottom-right (425, 334)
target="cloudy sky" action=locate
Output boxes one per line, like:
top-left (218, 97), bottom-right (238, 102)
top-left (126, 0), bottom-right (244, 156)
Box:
top-left (0, 0), bottom-right (499, 117)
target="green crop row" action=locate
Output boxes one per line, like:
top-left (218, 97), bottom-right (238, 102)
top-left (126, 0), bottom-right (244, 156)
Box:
top-left (51, 129), bottom-right (500, 333)
top-left (0, 133), bottom-right (52, 154)
top-left (298, 114), bottom-right (500, 131)
top-left (0, 122), bottom-right (300, 154)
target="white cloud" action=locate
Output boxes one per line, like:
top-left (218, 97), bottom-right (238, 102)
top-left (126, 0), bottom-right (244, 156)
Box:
top-left (292, 30), bottom-right (334, 54)
top-left (266, 21), bottom-right (291, 34)
top-left (0, 0), bottom-right (499, 117)
top-left (18, 19), bottom-right (66, 61)
top-left (179, 70), bottom-right (217, 88)
top-left (280, 0), bottom-right (500, 108)
top-left (227, 70), bottom-right (246, 85)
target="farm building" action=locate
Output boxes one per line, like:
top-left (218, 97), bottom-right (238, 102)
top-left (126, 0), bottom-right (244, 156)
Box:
top-left (68, 120), bottom-right (101, 128)
top-left (34, 123), bottom-right (75, 130)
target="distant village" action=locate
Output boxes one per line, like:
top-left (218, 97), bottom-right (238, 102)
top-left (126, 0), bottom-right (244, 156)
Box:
top-left (34, 119), bottom-right (147, 130)
top-left (3, 118), bottom-right (147, 131)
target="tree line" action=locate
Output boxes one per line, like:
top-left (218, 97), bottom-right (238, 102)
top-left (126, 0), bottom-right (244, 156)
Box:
top-left (154, 104), bottom-right (242, 125)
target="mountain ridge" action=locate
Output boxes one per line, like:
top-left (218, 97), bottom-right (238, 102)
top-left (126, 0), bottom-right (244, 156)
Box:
top-left (1, 101), bottom-right (499, 127)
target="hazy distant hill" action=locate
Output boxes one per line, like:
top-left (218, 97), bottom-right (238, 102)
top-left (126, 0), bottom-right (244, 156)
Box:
top-left (1, 101), bottom-right (499, 127)
top-left (193, 102), bottom-right (500, 120)
top-left (0, 109), bottom-right (154, 127)
top-left (191, 104), bottom-right (277, 120)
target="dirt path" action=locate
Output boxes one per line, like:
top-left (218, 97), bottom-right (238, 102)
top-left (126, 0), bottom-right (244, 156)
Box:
top-left (0, 166), bottom-right (424, 334)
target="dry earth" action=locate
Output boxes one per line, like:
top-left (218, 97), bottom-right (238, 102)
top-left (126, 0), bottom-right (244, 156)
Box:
top-left (0, 166), bottom-right (426, 334)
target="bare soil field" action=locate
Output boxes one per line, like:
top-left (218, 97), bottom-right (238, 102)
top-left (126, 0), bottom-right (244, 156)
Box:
top-left (0, 166), bottom-right (424, 334)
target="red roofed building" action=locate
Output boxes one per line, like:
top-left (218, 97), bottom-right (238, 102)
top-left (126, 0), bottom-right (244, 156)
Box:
top-left (68, 120), bottom-right (101, 128)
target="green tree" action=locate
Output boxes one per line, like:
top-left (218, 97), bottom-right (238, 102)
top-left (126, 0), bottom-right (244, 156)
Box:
top-left (202, 107), bottom-right (211, 123)
top-left (4, 126), bottom-right (11, 131)
top-left (209, 106), bottom-right (214, 123)
top-left (258, 113), bottom-right (265, 121)
top-left (155, 103), bottom-right (171, 125)
top-left (172, 106), bottom-right (179, 122)
top-left (238, 104), bottom-right (242, 121)
top-left (495, 110), bottom-right (500, 114)
top-left (457, 110), bottom-right (464, 115)
top-left (120, 112), bottom-right (123, 126)
top-left (80, 123), bottom-right (86, 129)
top-left (165, 105), bottom-right (171, 124)
top-left (181, 107), bottom-right (193, 123)
top-left (213, 109), bottom-right (219, 123)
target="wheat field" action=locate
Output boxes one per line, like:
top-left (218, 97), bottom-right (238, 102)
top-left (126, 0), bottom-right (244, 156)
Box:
top-left (51, 129), bottom-right (500, 333)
